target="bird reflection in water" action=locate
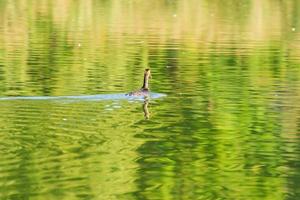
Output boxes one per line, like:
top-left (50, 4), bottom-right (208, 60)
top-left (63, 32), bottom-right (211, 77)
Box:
top-left (143, 100), bottom-right (150, 119)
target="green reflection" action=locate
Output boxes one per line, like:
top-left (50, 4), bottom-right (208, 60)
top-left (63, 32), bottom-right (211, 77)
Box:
top-left (0, 0), bottom-right (300, 200)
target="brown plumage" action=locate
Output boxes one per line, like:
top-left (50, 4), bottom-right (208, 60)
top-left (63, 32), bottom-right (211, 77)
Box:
top-left (127, 69), bottom-right (151, 96)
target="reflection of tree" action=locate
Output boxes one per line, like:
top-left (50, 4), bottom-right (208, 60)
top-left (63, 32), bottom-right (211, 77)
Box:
top-left (135, 39), bottom-right (300, 199)
top-left (286, 135), bottom-right (300, 200)
top-left (26, 13), bottom-right (59, 96)
top-left (0, 0), bottom-right (300, 199)
top-left (1, 0), bottom-right (300, 96)
top-left (0, 101), bottom-right (146, 199)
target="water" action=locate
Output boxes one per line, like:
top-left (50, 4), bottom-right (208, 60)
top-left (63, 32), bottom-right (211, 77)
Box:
top-left (0, 93), bottom-right (166, 101)
top-left (0, 0), bottom-right (300, 199)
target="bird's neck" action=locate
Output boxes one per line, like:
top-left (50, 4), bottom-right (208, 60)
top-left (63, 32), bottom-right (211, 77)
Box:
top-left (142, 75), bottom-right (149, 90)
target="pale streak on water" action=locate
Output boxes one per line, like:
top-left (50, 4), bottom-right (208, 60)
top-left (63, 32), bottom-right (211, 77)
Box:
top-left (0, 93), bottom-right (166, 101)
top-left (0, 0), bottom-right (300, 200)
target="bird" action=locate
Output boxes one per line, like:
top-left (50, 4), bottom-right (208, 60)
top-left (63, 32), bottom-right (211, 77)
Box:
top-left (126, 68), bottom-right (151, 96)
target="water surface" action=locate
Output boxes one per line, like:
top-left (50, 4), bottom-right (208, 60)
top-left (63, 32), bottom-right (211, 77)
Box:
top-left (0, 0), bottom-right (300, 199)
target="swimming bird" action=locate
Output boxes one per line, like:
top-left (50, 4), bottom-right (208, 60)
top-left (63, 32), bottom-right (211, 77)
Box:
top-left (126, 69), bottom-right (151, 96)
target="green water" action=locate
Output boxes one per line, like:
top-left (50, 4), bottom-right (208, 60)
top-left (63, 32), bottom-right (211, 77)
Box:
top-left (1, 0), bottom-right (300, 199)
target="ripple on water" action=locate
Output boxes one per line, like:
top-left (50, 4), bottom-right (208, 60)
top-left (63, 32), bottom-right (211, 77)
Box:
top-left (1, 0), bottom-right (300, 199)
